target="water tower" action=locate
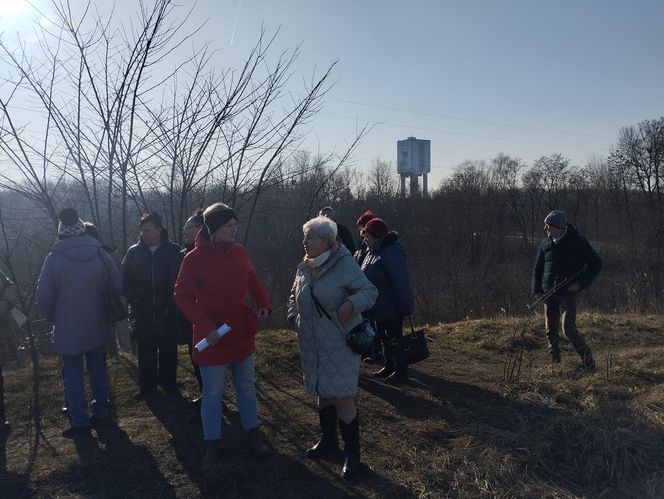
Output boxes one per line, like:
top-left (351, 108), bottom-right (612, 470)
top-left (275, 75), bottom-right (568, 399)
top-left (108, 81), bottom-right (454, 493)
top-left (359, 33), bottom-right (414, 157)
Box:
top-left (397, 136), bottom-right (431, 197)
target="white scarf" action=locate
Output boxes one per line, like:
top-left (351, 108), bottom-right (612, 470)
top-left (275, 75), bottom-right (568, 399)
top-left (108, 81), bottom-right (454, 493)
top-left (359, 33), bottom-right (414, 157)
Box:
top-left (306, 249), bottom-right (330, 269)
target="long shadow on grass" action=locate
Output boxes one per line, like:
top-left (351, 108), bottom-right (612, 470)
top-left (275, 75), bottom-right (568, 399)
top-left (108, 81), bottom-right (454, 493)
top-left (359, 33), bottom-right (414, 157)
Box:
top-left (364, 368), bottom-right (664, 496)
top-left (0, 428), bottom-right (34, 498)
top-left (256, 377), bottom-right (411, 498)
top-left (144, 392), bottom-right (206, 485)
top-left (35, 423), bottom-right (176, 498)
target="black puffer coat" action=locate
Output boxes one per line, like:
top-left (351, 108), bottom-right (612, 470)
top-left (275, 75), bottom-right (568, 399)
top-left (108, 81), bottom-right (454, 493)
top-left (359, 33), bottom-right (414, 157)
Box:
top-left (122, 230), bottom-right (183, 339)
top-left (531, 224), bottom-right (602, 295)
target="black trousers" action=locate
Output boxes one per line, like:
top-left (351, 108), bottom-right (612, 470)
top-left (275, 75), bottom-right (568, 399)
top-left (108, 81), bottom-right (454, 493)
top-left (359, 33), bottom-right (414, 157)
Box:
top-left (187, 342), bottom-right (203, 392)
top-left (135, 335), bottom-right (178, 392)
top-left (375, 317), bottom-right (404, 368)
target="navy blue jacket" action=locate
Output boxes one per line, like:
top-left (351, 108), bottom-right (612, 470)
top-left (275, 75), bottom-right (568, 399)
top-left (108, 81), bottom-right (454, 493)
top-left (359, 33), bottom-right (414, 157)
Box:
top-left (361, 232), bottom-right (414, 321)
top-left (531, 224), bottom-right (602, 295)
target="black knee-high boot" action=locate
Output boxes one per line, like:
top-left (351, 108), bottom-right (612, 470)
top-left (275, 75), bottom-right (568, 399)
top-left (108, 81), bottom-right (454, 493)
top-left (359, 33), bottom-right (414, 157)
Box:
top-left (306, 405), bottom-right (339, 459)
top-left (338, 415), bottom-right (360, 480)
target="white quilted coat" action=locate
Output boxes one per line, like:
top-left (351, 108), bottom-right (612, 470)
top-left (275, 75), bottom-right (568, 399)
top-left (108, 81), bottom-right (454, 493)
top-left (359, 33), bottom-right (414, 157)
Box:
top-left (288, 246), bottom-right (378, 398)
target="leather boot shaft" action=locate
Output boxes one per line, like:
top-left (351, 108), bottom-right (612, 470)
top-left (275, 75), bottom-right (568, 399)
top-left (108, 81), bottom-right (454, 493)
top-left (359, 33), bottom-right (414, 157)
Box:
top-left (306, 405), bottom-right (339, 459)
top-left (338, 415), bottom-right (360, 480)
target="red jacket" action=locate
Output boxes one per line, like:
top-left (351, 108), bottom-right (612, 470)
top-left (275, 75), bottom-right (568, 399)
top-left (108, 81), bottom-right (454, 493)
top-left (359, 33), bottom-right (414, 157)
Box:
top-left (173, 233), bottom-right (271, 365)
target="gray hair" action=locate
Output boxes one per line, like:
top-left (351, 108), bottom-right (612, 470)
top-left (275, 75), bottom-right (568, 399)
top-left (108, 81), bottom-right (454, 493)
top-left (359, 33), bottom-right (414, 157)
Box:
top-left (303, 216), bottom-right (338, 246)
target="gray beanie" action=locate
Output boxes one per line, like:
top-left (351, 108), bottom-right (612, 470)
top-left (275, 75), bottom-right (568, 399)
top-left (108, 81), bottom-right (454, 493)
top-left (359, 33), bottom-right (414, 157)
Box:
top-left (544, 210), bottom-right (567, 229)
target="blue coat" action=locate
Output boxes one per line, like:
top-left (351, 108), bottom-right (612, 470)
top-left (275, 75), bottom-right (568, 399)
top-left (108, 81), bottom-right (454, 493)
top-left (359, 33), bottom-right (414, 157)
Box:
top-left (531, 224), bottom-right (602, 295)
top-left (37, 235), bottom-right (123, 355)
top-left (361, 232), bottom-right (414, 321)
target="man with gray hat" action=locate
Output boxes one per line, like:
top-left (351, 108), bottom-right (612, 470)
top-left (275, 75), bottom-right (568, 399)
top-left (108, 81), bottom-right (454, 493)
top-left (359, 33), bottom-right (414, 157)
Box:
top-left (532, 210), bottom-right (602, 372)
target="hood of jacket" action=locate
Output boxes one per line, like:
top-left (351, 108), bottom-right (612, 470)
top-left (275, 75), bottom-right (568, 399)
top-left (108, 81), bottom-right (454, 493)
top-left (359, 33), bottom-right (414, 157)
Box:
top-left (550, 224), bottom-right (578, 244)
top-left (375, 231), bottom-right (400, 252)
top-left (50, 234), bottom-right (101, 263)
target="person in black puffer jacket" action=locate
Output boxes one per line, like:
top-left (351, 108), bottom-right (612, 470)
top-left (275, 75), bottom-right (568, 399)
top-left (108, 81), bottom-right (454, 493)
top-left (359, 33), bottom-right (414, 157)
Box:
top-left (122, 212), bottom-right (183, 398)
top-left (360, 218), bottom-right (414, 384)
top-left (532, 210), bottom-right (602, 372)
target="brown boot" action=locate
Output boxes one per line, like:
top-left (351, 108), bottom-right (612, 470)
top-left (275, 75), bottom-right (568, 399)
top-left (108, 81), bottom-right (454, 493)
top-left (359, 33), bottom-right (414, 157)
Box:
top-left (247, 427), bottom-right (271, 458)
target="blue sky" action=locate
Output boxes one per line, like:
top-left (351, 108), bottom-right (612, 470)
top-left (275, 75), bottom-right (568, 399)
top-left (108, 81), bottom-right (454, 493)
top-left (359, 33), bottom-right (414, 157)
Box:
top-left (1, 0), bottom-right (663, 186)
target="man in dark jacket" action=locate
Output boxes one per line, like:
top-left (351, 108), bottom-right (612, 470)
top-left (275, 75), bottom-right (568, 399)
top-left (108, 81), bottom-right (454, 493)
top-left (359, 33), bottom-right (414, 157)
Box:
top-left (319, 207), bottom-right (356, 254)
top-left (532, 210), bottom-right (602, 372)
top-left (122, 212), bottom-right (183, 397)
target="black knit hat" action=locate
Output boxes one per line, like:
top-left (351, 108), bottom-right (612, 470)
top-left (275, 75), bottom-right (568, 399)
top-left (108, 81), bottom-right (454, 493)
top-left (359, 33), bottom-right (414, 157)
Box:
top-left (204, 204), bottom-right (237, 234)
top-left (58, 208), bottom-right (86, 238)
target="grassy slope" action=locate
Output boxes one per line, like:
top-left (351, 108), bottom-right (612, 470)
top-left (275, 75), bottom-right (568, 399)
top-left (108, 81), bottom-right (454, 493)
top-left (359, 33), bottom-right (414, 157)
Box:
top-left (2, 313), bottom-right (664, 498)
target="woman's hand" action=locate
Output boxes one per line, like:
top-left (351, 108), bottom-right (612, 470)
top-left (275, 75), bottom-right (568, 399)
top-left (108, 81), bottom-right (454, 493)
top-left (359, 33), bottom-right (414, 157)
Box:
top-left (206, 329), bottom-right (221, 346)
top-left (256, 307), bottom-right (270, 319)
top-left (337, 301), bottom-right (353, 324)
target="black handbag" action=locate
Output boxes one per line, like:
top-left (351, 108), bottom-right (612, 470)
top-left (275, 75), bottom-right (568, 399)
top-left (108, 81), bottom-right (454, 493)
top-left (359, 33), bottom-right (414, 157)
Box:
top-left (98, 251), bottom-right (127, 323)
top-left (309, 287), bottom-right (374, 356)
top-left (390, 316), bottom-right (430, 366)
top-left (345, 320), bottom-right (376, 357)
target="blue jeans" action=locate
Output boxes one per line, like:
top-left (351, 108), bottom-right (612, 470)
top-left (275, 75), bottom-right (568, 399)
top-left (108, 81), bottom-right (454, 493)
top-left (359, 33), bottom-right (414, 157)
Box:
top-left (199, 354), bottom-right (258, 441)
top-left (62, 345), bottom-right (109, 427)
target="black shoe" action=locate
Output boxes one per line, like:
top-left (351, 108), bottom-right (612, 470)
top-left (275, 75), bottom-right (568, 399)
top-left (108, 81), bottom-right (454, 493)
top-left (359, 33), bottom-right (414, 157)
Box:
top-left (306, 437), bottom-right (339, 460)
top-left (62, 426), bottom-right (92, 438)
top-left (550, 354), bottom-right (561, 364)
top-left (363, 354), bottom-right (385, 365)
top-left (575, 359), bottom-right (597, 374)
top-left (386, 368), bottom-right (410, 384)
top-left (372, 366), bottom-right (394, 378)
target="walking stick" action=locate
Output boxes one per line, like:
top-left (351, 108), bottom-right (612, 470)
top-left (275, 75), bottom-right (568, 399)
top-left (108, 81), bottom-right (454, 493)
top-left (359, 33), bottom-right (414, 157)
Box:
top-left (503, 269), bottom-right (584, 384)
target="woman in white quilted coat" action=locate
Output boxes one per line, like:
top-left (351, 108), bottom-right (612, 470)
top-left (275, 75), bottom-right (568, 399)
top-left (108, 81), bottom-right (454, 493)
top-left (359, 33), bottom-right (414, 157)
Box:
top-left (288, 216), bottom-right (377, 481)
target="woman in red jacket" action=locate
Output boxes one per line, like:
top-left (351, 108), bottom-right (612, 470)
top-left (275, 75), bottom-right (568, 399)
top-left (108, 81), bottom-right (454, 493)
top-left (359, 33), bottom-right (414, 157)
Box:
top-left (174, 202), bottom-right (272, 470)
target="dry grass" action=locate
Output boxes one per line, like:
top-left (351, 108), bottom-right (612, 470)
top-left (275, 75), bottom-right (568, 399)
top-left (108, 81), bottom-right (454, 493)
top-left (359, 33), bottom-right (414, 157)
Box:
top-left (2, 313), bottom-right (664, 498)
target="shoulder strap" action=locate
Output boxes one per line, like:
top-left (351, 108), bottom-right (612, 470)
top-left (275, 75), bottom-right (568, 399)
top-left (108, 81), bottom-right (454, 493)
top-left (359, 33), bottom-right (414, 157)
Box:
top-left (308, 286), bottom-right (333, 321)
